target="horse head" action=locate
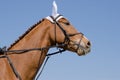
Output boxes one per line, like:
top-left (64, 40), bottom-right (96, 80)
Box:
top-left (46, 1), bottom-right (91, 56)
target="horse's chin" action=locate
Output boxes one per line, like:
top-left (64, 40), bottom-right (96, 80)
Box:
top-left (64, 43), bottom-right (91, 56)
top-left (76, 48), bottom-right (90, 56)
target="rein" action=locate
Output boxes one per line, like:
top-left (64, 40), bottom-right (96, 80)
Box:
top-left (0, 44), bottom-right (66, 80)
top-left (0, 15), bottom-right (84, 80)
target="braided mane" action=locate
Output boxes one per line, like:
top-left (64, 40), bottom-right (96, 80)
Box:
top-left (8, 19), bottom-right (45, 50)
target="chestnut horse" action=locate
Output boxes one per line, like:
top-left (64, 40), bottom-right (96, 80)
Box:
top-left (0, 2), bottom-right (91, 80)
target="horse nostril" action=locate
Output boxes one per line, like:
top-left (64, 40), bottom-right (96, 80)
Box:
top-left (87, 41), bottom-right (91, 47)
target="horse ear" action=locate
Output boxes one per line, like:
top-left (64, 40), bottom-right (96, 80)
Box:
top-left (52, 1), bottom-right (59, 18)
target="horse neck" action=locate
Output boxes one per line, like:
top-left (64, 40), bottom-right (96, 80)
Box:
top-left (8, 19), bottom-right (52, 79)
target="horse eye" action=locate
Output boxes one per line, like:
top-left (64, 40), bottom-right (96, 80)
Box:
top-left (64, 22), bottom-right (70, 25)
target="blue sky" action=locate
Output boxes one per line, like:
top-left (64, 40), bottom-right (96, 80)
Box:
top-left (0, 0), bottom-right (120, 80)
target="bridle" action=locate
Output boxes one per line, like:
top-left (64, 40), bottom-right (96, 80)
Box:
top-left (0, 15), bottom-right (84, 80)
top-left (50, 15), bottom-right (85, 52)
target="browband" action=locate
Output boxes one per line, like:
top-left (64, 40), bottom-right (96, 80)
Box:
top-left (46, 15), bottom-right (64, 23)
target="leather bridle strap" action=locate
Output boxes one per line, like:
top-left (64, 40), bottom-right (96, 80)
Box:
top-left (50, 15), bottom-right (70, 44)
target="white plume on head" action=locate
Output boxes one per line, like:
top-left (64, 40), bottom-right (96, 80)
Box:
top-left (46, 1), bottom-right (64, 23)
top-left (52, 1), bottom-right (59, 18)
